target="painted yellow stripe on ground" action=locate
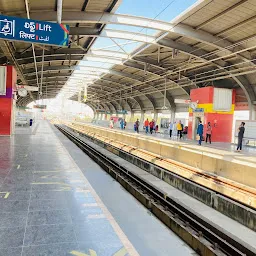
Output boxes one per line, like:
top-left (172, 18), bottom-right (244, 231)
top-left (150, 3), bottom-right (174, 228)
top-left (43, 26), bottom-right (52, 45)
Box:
top-left (113, 247), bottom-right (127, 256)
top-left (70, 249), bottom-right (97, 256)
top-left (0, 192), bottom-right (10, 199)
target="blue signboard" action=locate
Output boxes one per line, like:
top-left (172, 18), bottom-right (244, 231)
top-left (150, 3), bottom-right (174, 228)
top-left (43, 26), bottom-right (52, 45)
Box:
top-left (0, 14), bottom-right (69, 46)
top-left (193, 108), bottom-right (204, 112)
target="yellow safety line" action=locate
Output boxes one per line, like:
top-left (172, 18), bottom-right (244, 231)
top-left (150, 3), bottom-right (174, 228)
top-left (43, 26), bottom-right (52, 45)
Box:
top-left (70, 249), bottom-right (97, 256)
top-left (113, 247), bottom-right (127, 256)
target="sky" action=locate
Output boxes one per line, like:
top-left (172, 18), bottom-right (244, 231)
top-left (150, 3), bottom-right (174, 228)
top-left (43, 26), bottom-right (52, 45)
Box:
top-left (93, 0), bottom-right (198, 50)
top-left (57, 0), bottom-right (198, 105)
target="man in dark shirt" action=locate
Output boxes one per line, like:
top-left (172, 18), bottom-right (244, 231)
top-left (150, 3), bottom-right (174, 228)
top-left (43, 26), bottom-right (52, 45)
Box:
top-left (237, 122), bottom-right (245, 152)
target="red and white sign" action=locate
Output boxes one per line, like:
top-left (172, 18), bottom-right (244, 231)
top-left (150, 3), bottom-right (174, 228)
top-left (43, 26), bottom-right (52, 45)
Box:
top-left (174, 99), bottom-right (191, 104)
top-left (16, 85), bottom-right (38, 91)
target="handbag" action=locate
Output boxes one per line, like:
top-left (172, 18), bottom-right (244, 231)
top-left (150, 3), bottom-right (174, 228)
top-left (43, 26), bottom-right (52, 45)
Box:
top-left (196, 134), bottom-right (200, 140)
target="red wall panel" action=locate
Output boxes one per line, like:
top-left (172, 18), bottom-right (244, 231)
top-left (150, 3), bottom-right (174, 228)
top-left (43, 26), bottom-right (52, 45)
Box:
top-left (204, 113), bottom-right (233, 143)
top-left (0, 98), bottom-right (12, 135)
top-left (190, 87), bottom-right (213, 104)
top-left (0, 66), bottom-right (16, 135)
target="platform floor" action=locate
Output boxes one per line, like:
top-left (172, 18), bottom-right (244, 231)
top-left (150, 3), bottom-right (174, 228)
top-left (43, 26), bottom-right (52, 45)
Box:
top-left (0, 121), bottom-right (196, 256)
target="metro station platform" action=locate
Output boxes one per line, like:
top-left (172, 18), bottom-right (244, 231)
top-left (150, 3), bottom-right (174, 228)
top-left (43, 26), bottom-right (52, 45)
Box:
top-left (93, 122), bottom-right (256, 157)
top-left (0, 121), bottom-right (196, 256)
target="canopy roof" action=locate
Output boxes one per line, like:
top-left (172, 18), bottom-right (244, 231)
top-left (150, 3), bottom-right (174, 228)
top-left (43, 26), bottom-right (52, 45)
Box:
top-left (0, 0), bottom-right (255, 114)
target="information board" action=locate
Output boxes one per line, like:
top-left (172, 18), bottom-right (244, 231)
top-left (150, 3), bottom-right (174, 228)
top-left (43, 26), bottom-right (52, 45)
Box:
top-left (235, 120), bottom-right (256, 139)
top-left (34, 105), bottom-right (47, 109)
top-left (0, 14), bottom-right (69, 46)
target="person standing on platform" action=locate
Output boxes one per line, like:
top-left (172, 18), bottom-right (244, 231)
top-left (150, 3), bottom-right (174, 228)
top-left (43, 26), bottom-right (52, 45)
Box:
top-left (29, 118), bottom-right (33, 127)
top-left (206, 122), bottom-right (212, 144)
top-left (183, 126), bottom-right (188, 139)
top-left (149, 120), bottom-right (154, 134)
top-left (169, 122), bottom-right (173, 138)
top-left (135, 119), bottom-right (140, 133)
top-left (197, 121), bottom-right (204, 145)
top-left (177, 120), bottom-right (183, 139)
top-left (144, 118), bottom-right (149, 134)
top-left (236, 122), bottom-right (245, 152)
top-left (120, 119), bottom-right (124, 130)
top-left (110, 120), bottom-right (114, 129)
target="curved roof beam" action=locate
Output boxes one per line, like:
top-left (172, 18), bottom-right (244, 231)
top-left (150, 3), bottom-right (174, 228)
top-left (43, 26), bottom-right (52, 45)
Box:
top-left (17, 52), bottom-right (195, 96)
top-left (133, 97), bottom-right (143, 111)
top-left (22, 54), bottom-right (187, 105)
top-left (24, 66), bottom-right (145, 82)
top-left (31, 11), bottom-right (252, 60)
top-left (17, 49), bottom-right (129, 61)
top-left (21, 30), bottom-right (252, 102)
top-left (157, 37), bottom-right (256, 106)
top-left (17, 21), bottom-right (254, 105)
top-left (29, 11), bottom-right (251, 55)
top-left (87, 78), bottom-right (158, 111)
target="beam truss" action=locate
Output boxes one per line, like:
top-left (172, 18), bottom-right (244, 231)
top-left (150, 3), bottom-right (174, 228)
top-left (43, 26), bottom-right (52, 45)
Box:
top-left (13, 9), bottom-right (256, 110)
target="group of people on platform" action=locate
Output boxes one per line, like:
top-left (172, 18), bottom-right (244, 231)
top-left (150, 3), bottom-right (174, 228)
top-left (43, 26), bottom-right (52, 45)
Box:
top-left (195, 120), bottom-right (245, 152)
top-left (120, 119), bottom-right (127, 130)
top-left (142, 119), bottom-right (159, 134)
top-left (117, 117), bottom-right (246, 152)
top-left (196, 121), bottom-right (211, 146)
top-left (168, 120), bottom-right (188, 140)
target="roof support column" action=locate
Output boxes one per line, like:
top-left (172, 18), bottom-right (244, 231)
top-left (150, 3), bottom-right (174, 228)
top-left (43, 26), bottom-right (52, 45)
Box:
top-left (130, 111), bottom-right (134, 122)
top-left (57, 0), bottom-right (63, 24)
top-left (140, 111), bottom-right (145, 125)
top-left (249, 106), bottom-right (256, 121)
top-left (170, 109), bottom-right (176, 123)
top-left (153, 111), bottom-right (158, 122)
top-left (95, 112), bottom-right (100, 120)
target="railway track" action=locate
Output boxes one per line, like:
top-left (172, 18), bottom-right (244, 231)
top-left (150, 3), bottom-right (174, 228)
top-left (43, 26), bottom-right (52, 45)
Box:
top-left (56, 124), bottom-right (255, 256)
top-left (68, 123), bottom-right (256, 208)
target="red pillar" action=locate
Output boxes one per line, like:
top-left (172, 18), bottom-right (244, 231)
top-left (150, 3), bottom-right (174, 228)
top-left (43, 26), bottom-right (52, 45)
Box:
top-left (0, 66), bottom-right (17, 135)
top-left (188, 87), bottom-right (235, 143)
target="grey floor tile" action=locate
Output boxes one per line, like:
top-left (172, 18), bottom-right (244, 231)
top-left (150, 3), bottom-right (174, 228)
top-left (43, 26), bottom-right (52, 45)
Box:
top-left (30, 190), bottom-right (71, 200)
top-left (31, 183), bottom-right (73, 191)
top-left (74, 219), bottom-right (122, 244)
top-left (70, 207), bottom-right (104, 222)
top-left (0, 227), bottom-right (25, 248)
top-left (29, 199), bottom-right (68, 211)
top-left (78, 242), bottom-right (125, 256)
top-left (0, 247), bottom-right (22, 256)
top-left (0, 200), bottom-right (29, 212)
top-left (28, 210), bottom-right (72, 226)
top-left (0, 170), bottom-right (10, 178)
top-left (4, 176), bottom-right (33, 185)
top-left (66, 195), bottom-right (96, 205)
top-left (0, 211), bottom-right (27, 228)
top-left (0, 183), bottom-right (32, 191)
top-left (24, 224), bottom-right (76, 246)
top-left (22, 243), bottom-right (78, 256)
top-left (0, 191), bottom-right (31, 201)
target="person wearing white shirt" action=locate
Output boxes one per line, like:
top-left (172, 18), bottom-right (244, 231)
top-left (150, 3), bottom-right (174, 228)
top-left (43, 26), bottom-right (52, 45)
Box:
top-left (169, 122), bottom-right (173, 138)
